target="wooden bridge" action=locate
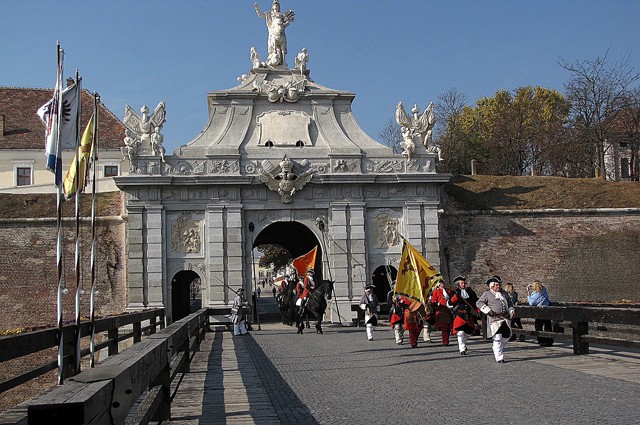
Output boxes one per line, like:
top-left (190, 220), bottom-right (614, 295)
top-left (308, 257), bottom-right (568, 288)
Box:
top-left (1, 302), bottom-right (639, 424)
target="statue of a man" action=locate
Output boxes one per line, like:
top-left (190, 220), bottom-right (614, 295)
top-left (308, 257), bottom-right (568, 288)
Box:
top-left (254, 0), bottom-right (295, 67)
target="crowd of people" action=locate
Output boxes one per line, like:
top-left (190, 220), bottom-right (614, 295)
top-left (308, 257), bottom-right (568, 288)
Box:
top-left (370, 275), bottom-right (555, 363)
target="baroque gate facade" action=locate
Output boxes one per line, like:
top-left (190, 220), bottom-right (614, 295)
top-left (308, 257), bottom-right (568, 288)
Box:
top-left (115, 3), bottom-right (449, 323)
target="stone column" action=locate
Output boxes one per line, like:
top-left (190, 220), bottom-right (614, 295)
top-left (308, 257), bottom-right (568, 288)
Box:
top-left (423, 204), bottom-right (441, 272)
top-left (225, 204), bottom-right (245, 295)
top-left (126, 205), bottom-right (145, 310)
top-left (206, 205), bottom-right (226, 306)
top-left (145, 205), bottom-right (165, 309)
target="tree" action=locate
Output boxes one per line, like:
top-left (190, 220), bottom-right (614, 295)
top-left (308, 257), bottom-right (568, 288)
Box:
top-left (378, 117), bottom-right (403, 154)
top-left (439, 86), bottom-right (570, 175)
top-left (257, 244), bottom-right (291, 275)
top-left (559, 51), bottom-right (640, 178)
top-left (435, 88), bottom-right (468, 173)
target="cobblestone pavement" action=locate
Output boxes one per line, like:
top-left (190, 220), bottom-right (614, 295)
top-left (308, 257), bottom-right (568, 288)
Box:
top-left (234, 322), bottom-right (640, 425)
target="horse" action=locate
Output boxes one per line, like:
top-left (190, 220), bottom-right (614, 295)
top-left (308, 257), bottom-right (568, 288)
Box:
top-left (277, 279), bottom-right (297, 326)
top-left (295, 280), bottom-right (334, 335)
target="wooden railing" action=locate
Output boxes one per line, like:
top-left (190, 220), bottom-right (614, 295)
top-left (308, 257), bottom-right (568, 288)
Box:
top-left (27, 308), bottom-right (209, 425)
top-left (512, 304), bottom-right (640, 354)
top-left (0, 308), bottom-right (165, 395)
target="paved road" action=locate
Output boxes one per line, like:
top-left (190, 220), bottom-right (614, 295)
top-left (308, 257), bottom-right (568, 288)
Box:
top-left (170, 322), bottom-right (640, 425)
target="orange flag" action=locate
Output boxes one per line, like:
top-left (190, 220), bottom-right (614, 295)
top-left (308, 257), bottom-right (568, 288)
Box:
top-left (292, 246), bottom-right (318, 277)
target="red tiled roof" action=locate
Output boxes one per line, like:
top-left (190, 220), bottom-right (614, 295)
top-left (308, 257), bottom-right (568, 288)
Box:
top-left (0, 86), bottom-right (126, 150)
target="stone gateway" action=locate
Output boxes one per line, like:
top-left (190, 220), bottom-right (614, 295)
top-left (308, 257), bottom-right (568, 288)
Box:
top-left (115, 1), bottom-right (449, 323)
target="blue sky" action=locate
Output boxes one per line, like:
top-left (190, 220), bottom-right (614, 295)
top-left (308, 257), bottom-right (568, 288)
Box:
top-left (2, 1), bottom-right (639, 153)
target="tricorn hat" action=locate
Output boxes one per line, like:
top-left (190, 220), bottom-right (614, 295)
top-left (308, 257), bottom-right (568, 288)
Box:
top-left (237, 287), bottom-right (245, 293)
top-left (453, 275), bottom-right (467, 283)
top-left (486, 277), bottom-right (501, 287)
top-left (307, 268), bottom-right (314, 274)
top-left (365, 284), bottom-right (375, 290)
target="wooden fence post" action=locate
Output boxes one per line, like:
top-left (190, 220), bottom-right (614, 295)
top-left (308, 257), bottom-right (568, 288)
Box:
top-left (572, 321), bottom-right (589, 355)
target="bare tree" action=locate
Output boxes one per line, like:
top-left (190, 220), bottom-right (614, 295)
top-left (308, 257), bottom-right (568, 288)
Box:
top-left (435, 88), bottom-right (468, 140)
top-left (559, 50), bottom-right (640, 178)
top-left (378, 117), bottom-right (403, 154)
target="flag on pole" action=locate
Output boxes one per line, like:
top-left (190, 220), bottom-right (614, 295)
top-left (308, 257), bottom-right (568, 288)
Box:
top-left (63, 113), bottom-right (94, 198)
top-left (395, 239), bottom-right (439, 304)
top-left (292, 245), bottom-right (318, 277)
top-left (37, 82), bottom-right (80, 186)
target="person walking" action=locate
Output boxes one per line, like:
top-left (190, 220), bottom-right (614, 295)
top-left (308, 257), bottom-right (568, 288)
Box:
top-left (388, 290), bottom-right (407, 345)
top-left (405, 300), bottom-right (424, 348)
top-left (450, 275), bottom-right (479, 355)
top-left (527, 280), bottom-right (554, 346)
top-left (359, 284), bottom-right (379, 341)
top-left (430, 278), bottom-right (453, 346)
top-left (231, 288), bottom-right (249, 336)
top-left (476, 277), bottom-right (515, 363)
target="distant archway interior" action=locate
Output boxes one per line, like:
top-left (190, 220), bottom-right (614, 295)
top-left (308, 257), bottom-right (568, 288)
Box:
top-left (252, 221), bottom-right (323, 282)
top-left (171, 270), bottom-right (200, 322)
top-left (371, 265), bottom-right (397, 309)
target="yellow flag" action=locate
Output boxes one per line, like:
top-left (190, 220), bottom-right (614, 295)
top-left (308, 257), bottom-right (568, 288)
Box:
top-left (394, 239), bottom-right (439, 304)
top-left (63, 114), bottom-right (94, 198)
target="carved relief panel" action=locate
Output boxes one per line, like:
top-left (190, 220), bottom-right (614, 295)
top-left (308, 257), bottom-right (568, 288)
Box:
top-left (168, 212), bottom-right (204, 258)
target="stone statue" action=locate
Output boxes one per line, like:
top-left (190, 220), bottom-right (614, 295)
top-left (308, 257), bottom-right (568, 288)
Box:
top-left (254, 0), bottom-right (295, 67)
top-left (395, 102), bottom-right (436, 158)
top-left (250, 47), bottom-right (262, 69)
top-left (121, 129), bottom-right (141, 166)
top-left (123, 102), bottom-right (166, 152)
top-left (151, 127), bottom-right (166, 162)
top-left (295, 48), bottom-right (308, 75)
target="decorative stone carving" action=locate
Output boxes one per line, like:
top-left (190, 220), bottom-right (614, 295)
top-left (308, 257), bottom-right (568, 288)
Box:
top-left (366, 159), bottom-right (403, 173)
top-left (254, 0), bottom-right (295, 68)
top-left (192, 160), bottom-right (206, 174)
top-left (121, 129), bottom-right (140, 169)
top-left (374, 213), bottom-right (401, 248)
top-left (258, 154), bottom-right (314, 203)
top-left (250, 47), bottom-right (262, 69)
top-left (123, 102), bottom-right (166, 155)
top-left (254, 77), bottom-right (307, 103)
top-left (332, 158), bottom-right (359, 173)
top-left (151, 127), bottom-right (166, 162)
top-left (395, 102), bottom-right (435, 158)
top-left (171, 215), bottom-right (202, 254)
top-left (255, 110), bottom-right (311, 146)
top-left (209, 160), bottom-right (239, 174)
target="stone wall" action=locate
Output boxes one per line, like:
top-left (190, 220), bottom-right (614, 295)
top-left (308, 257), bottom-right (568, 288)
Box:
top-left (440, 209), bottom-right (640, 303)
top-left (0, 217), bottom-right (128, 332)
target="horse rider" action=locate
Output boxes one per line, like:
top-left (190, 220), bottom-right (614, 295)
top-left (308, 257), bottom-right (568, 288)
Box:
top-left (295, 269), bottom-right (315, 314)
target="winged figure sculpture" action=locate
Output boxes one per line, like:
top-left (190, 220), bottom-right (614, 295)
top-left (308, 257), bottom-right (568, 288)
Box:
top-left (258, 155), bottom-right (314, 203)
top-left (123, 102), bottom-right (166, 150)
top-left (395, 101), bottom-right (436, 158)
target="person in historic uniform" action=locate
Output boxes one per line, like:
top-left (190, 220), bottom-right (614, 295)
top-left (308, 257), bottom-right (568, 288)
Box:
top-left (476, 277), bottom-right (515, 363)
top-left (389, 293), bottom-right (408, 345)
top-left (430, 277), bottom-right (453, 346)
top-left (449, 275), bottom-right (479, 355)
top-left (359, 284), bottom-right (379, 341)
top-left (405, 300), bottom-right (424, 348)
top-left (231, 288), bottom-right (249, 336)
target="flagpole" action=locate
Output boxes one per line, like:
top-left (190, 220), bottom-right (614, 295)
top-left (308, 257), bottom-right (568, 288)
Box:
top-left (89, 92), bottom-right (99, 367)
top-left (55, 42), bottom-right (65, 386)
top-left (316, 219), bottom-right (342, 325)
top-left (73, 71), bottom-right (83, 375)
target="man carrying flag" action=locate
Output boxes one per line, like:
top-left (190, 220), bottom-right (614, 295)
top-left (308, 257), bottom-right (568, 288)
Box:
top-left (292, 246), bottom-right (318, 314)
top-left (394, 239), bottom-right (439, 306)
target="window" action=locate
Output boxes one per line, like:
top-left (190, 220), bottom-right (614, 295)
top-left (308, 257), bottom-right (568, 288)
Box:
top-left (16, 167), bottom-right (31, 186)
top-left (104, 165), bottom-right (119, 177)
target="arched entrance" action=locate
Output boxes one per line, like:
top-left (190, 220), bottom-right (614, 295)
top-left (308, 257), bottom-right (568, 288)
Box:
top-left (252, 221), bottom-right (323, 282)
top-left (371, 265), bottom-right (397, 309)
top-left (171, 270), bottom-right (200, 322)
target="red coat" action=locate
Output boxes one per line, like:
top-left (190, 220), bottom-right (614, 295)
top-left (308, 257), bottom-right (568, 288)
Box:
top-left (431, 288), bottom-right (452, 325)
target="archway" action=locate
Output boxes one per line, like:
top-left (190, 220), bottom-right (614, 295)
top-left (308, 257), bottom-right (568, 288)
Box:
top-left (371, 265), bottom-right (397, 309)
top-left (171, 270), bottom-right (200, 322)
top-left (252, 221), bottom-right (323, 282)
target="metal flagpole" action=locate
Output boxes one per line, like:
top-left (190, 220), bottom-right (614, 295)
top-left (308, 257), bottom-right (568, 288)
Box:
top-left (55, 42), bottom-right (65, 386)
top-left (89, 92), bottom-right (99, 367)
top-left (248, 222), bottom-right (261, 330)
top-left (316, 218), bottom-right (342, 324)
top-left (73, 71), bottom-right (82, 375)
